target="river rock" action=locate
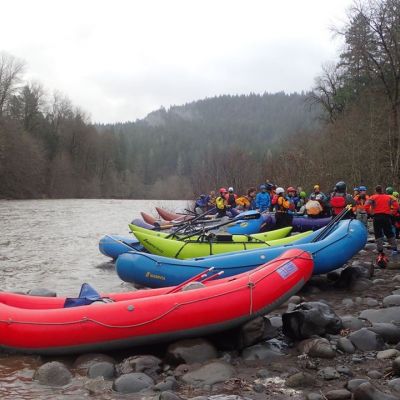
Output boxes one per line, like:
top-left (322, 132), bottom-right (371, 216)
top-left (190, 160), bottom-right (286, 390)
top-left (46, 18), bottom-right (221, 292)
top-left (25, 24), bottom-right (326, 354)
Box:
top-left (384, 295), bottom-right (400, 308)
top-left (368, 323), bottom-right (400, 344)
top-left (325, 389), bottom-right (352, 399)
top-left (388, 378), bottom-right (400, 393)
top-left (160, 391), bottom-right (182, 400)
top-left (334, 265), bottom-right (373, 289)
top-left (341, 315), bottom-right (365, 331)
top-left (34, 361), bottom-right (72, 387)
top-left (348, 328), bottom-right (385, 351)
top-left (282, 301), bottom-right (342, 339)
top-left (360, 307), bottom-right (400, 323)
top-left (286, 371), bottom-right (315, 388)
top-left (166, 339), bottom-right (217, 364)
top-left (74, 353), bottom-right (115, 374)
top-left (84, 377), bottom-right (113, 395)
top-left (298, 337), bottom-right (336, 358)
top-left (367, 370), bottom-right (383, 379)
top-left (154, 376), bottom-right (179, 391)
top-left (239, 316), bottom-right (277, 348)
top-left (181, 361), bottom-right (234, 387)
top-left (317, 366), bottom-right (340, 380)
top-left (27, 288), bottom-right (57, 297)
top-left (346, 379), bottom-right (369, 392)
top-left (377, 349), bottom-right (400, 360)
top-left (337, 337), bottom-right (356, 354)
top-left (365, 298), bottom-right (379, 307)
top-left (87, 361), bottom-right (115, 380)
top-left (354, 382), bottom-right (399, 400)
top-left (241, 341), bottom-right (284, 361)
top-left (342, 298), bottom-right (354, 308)
top-left (113, 372), bottom-right (154, 393)
top-left (351, 278), bottom-right (373, 292)
top-left (306, 393), bottom-right (324, 400)
top-left (392, 356), bottom-right (400, 375)
top-left (116, 355), bottom-right (161, 378)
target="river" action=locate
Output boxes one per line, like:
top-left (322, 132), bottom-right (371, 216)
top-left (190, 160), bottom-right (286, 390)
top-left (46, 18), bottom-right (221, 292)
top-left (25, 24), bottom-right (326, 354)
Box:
top-left (0, 199), bottom-right (190, 399)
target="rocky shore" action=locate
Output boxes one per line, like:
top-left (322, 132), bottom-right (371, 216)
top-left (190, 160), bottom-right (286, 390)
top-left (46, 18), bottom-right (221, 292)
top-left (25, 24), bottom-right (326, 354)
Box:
top-left (3, 241), bottom-right (400, 399)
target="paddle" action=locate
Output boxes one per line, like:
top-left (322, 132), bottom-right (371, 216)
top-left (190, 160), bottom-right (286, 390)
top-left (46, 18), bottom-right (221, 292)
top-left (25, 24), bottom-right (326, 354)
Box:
top-left (165, 207), bottom-right (217, 239)
top-left (166, 267), bottom-right (214, 294)
top-left (178, 211), bottom-right (261, 241)
top-left (311, 205), bottom-right (352, 243)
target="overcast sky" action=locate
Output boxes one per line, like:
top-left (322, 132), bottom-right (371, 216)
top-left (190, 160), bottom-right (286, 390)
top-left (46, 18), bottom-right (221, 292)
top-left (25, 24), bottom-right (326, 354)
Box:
top-left (1, 0), bottom-right (353, 123)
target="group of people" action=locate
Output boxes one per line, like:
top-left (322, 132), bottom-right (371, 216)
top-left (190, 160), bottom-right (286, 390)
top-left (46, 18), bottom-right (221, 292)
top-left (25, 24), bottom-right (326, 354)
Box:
top-left (194, 181), bottom-right (400, 267)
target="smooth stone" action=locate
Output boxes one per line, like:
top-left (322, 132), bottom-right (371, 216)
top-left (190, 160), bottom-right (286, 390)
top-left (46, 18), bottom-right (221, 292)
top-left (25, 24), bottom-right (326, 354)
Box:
top-left (116, 355), bottom-right (161, 378)
top-left (317, 366), bottom-right (340, 380)
top-left (325, 389), bottom-right (352, 399)
top-left (342, 298), bottom-right (354, 307)
top-left (373, 279), bottom-right (386, 285)
top-left (34, 361), bottom-right (72, 387)
top-left (337, 337), bottom-right (356, 354)
top-left (341, 315), bottom-right (364, 331)
top-left (360, 307), bottom-right (400, 323)
top-left (336, 366), bottom-right (353, 377)
top-left (298, 338), bottom-right (336, 359)
top-left (377, 349), bottom-right (400, 360)
top-left (388, 378), bottom-right (400, 393)
top-left (160, 391), bottom-right (182, 400)
top-left (154, 377), bottom-right (179, 392)
top-left (256, 369), bottom-right (270, 378)
top-left (27, 288), bottom-right (57, 297)
top-left (269, 316), bottom-right (283, 329)
top-left (181, 361), bottom-right (234, 387)
top-left (113, 372), bottom-right (154, 394)
top-left (364, 243), bottom-right (377, 251)
top-left (348, 328), bottom-right (385, 351)
top-left (286, 372), bottom-right (315, 388)
top-left (166, 339), bottom-right (217, 365)
top-left (306, 393), bottom-right (324, 400)
top-left (392, 357), bottom-right (400, 375)
top-left (365, 298), bottom-right (379, 307)
top-left (241, 342), bottom-right (283, 361)
top-left (351, 278), bottom-right (373, 292)
top-left (383, 295), bottom-right (400, 308)
top-left (87, 361), bottom-right (115, 380)
top-left (346, 379), bottom-right (369, 392)
top-left (74, 353), bottom-right (115, 373)
top-left (354, 382), bottom-right (399, 400)
top-left (392, 289), bottom-right (400, 295)
top-left (368, 323), bottom-right (400, 344)
top-left (394, 275), bottom-right (400, 282)
top-left (355, 297), bottom-right (363, 305)
top-left (367, 370), bottom-right (383, 379)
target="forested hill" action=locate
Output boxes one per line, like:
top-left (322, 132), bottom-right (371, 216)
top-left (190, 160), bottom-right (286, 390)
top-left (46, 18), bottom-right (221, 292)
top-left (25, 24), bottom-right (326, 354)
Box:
top-left (96, 92), bottom-right (322, 198)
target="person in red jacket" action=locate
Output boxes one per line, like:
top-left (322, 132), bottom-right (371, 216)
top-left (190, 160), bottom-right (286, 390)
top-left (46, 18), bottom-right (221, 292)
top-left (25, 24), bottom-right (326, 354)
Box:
top-left (367, 185), bottom-right (399, 267)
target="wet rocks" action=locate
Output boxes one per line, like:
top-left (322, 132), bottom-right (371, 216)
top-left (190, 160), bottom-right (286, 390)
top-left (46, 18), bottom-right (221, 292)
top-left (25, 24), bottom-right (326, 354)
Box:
top-left (27, 288), bottom-right (57, 297)
top-left (383, 295), bottom-right (400, 308)
top-left (377, 349), bottom-right (400, 360)
top-left (181, 361), bottom-right (234, 387)
top-left (340, 315), bottom-right (365, 331)
top-left (282, 301), bottom-right (342, 339)
top-left (360, 307), bottom-right (400, 323)
top-left (34, 361), bottom-right (72, 387)
top-left (348, 328), bottom-right (385, 351)
top-left (337, 337), bottom-right (356, 354)
top-left (87, 361), bottom-right (115, 380)
top-left (166, 339), bottom-right (217, 365)
top-left (325, 389), bottom-right (352, 399)
top-left (368, 323), bottom-right (400, 344)
top-left (346, 378), bottom-right (369, 392)
top-left (298, 337), bottom-right (336, 358)
top-left (112, 372), bottom-right (154, 393)
top-left (353, 382), bottom-right (399, 400)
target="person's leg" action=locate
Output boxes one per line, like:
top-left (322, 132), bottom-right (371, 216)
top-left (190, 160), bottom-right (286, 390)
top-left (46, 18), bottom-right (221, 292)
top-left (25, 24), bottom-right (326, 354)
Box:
top-left (373, 215), bottom-right (385, 253)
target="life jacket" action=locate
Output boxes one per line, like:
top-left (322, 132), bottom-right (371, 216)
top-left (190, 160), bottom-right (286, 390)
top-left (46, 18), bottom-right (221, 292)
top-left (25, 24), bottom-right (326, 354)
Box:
top-left (216, 196), bottom-right (226, 210)
top-left (368, 194), bottom-right (394, 215)
top-left (354, 194), bottom-right (370, 214)
top-left (275, 196), bottom-right (292, 212)
top-left (305, 200), bottom-right (323, 216)
top-left (225, 193), bottom-right (237, 207)
top-left (330, 193), bottom-right (346, 216)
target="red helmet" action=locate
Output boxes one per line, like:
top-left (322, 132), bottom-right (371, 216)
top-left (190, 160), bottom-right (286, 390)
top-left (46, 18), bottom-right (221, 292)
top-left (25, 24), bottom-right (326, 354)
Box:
top-left (287, 186), bottom-right (296, 192)
top-left (219, 187), bottom-right (227, 194)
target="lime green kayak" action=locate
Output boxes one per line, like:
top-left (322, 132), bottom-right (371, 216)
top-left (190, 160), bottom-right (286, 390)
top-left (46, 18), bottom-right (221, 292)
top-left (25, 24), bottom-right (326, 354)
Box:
top-left (128, 223), bottom-right (292, 242)
top-left (133, 230), bottom-right (313, 259)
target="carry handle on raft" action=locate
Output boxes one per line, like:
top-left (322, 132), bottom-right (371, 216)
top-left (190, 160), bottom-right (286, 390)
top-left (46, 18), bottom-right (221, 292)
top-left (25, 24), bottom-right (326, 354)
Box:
top-left (165, 207), bottom-right (217, 239)
top-left (178, 211), bottom-right (261, 241)
top-left (311, 205), bottom-right (352, 243)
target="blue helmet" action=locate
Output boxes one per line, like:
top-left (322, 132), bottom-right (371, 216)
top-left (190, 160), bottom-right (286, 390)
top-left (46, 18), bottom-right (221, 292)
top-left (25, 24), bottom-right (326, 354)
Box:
top-left (260, 184), bottom-right (266, 190)
top-left (358, 186), bottom-right (367, 191)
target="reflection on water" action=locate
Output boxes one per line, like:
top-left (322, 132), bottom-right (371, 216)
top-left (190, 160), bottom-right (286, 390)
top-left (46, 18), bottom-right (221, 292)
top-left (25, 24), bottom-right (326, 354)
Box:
top-left (0, 199), bottom-right (189, 399)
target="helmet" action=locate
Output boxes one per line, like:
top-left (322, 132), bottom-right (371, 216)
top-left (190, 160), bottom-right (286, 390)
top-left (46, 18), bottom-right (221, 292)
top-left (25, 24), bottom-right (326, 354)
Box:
top-left (287, 186), bottom-right (296, 192)
top-left (313, 185), bottom-right (320, 190)
top-left (393, 191), bottom-right (399, 198)
top-left (300, 191), bottom-right (307, 198)
top-left (386, 186), bottom-right (394, 195)
top-left (353, 187), bottom-right (359, 192)
top-left (200, 194), bottom-right (206, 198)
top-left (219, 187), bottom-right (227, 194)
top-left (335, 181), bottom-right (346, 192)
top-left (276, 187), bottom-right (284, 195)
top-left (228, 187), bottom-right (234, 192)
top-left (260, 184), bottom-right (266, 190)
top-left (358, 186), bottom-right (367, 192)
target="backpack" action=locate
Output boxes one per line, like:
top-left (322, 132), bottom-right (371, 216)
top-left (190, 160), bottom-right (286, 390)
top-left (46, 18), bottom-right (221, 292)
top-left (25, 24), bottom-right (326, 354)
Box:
top-left (305, 200), bottom-right (323, 216)
top-left (330, 194), bottom-right (346, 215)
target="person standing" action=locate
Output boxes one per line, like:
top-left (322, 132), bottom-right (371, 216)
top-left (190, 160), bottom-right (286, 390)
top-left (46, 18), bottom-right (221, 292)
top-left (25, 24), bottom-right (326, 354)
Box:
top-left (354, 186), bottom-right (370, 227)
top-left (216, 188), bottom-right (229, 218)
top-left (255, 184), bottom-right (271, 212)
top-left (329, 181), bottom-right (356, 219)
top-left (273, 187), bottom-right (295, 228)
top-left (367, 185), bottom-right (399, 267)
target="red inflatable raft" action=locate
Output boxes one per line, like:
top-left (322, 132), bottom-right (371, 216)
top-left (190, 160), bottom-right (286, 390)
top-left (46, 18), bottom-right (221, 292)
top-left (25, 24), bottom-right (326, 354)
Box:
top-left (0, 249), bottom-right (313, 355)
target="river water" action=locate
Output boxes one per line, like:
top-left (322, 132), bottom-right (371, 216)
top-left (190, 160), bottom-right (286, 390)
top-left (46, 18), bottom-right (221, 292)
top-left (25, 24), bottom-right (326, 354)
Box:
top-left (0, 199), bottom-right (189, 399)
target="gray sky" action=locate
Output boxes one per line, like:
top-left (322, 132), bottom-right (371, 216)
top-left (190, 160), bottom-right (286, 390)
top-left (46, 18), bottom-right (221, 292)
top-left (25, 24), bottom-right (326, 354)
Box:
top-left (1, 0), bottom-right (353, 123)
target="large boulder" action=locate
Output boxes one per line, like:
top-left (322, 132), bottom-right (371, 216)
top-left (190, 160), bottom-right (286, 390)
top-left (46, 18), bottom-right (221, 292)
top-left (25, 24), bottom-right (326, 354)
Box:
top-left (166, 339), bottom-right (217, 365)
top-left (282, 302), bottom-right (342, 340)
top-left (34, 361), bottom-right (72, 387)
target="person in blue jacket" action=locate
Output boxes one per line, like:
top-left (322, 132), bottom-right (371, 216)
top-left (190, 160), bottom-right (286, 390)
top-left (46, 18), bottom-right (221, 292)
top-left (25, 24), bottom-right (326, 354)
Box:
top-left (255, 184), bottom-right (271, 212)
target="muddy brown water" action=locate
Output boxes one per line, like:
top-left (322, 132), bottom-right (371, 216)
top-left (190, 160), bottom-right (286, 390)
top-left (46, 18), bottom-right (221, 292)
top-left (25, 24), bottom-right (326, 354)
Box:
top-left (0, 199), bottom-right (190, 399)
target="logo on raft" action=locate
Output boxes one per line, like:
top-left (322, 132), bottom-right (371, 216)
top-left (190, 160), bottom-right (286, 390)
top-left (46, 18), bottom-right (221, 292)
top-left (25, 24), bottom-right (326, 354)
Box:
top-left (145, 271), bottom-right (166, 280)
top-left (276, 261), bottom-right (298, 279)
top-left (239, 222), bottom-right (248, 227)
top-left (143, 239), bottom-right (164, 253)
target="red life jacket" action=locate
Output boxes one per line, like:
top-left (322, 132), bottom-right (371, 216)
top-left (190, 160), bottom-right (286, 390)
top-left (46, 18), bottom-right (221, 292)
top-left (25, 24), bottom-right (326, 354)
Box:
top-left (330, 194), bottom-right (346, 216)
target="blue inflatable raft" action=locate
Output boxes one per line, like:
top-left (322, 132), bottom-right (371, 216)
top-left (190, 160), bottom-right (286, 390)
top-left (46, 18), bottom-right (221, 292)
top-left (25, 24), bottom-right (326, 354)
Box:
top-left (99, 235), bottom-right (144, 260)
top-left (116, 219), bottom-right (367, 287)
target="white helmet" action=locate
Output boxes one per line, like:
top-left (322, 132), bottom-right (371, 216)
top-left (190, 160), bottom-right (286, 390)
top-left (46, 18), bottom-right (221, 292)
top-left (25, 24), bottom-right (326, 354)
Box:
top-left (228, 187), bottom-right (234, 192)
top-left (276, 187), bottom-right (284, 195)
